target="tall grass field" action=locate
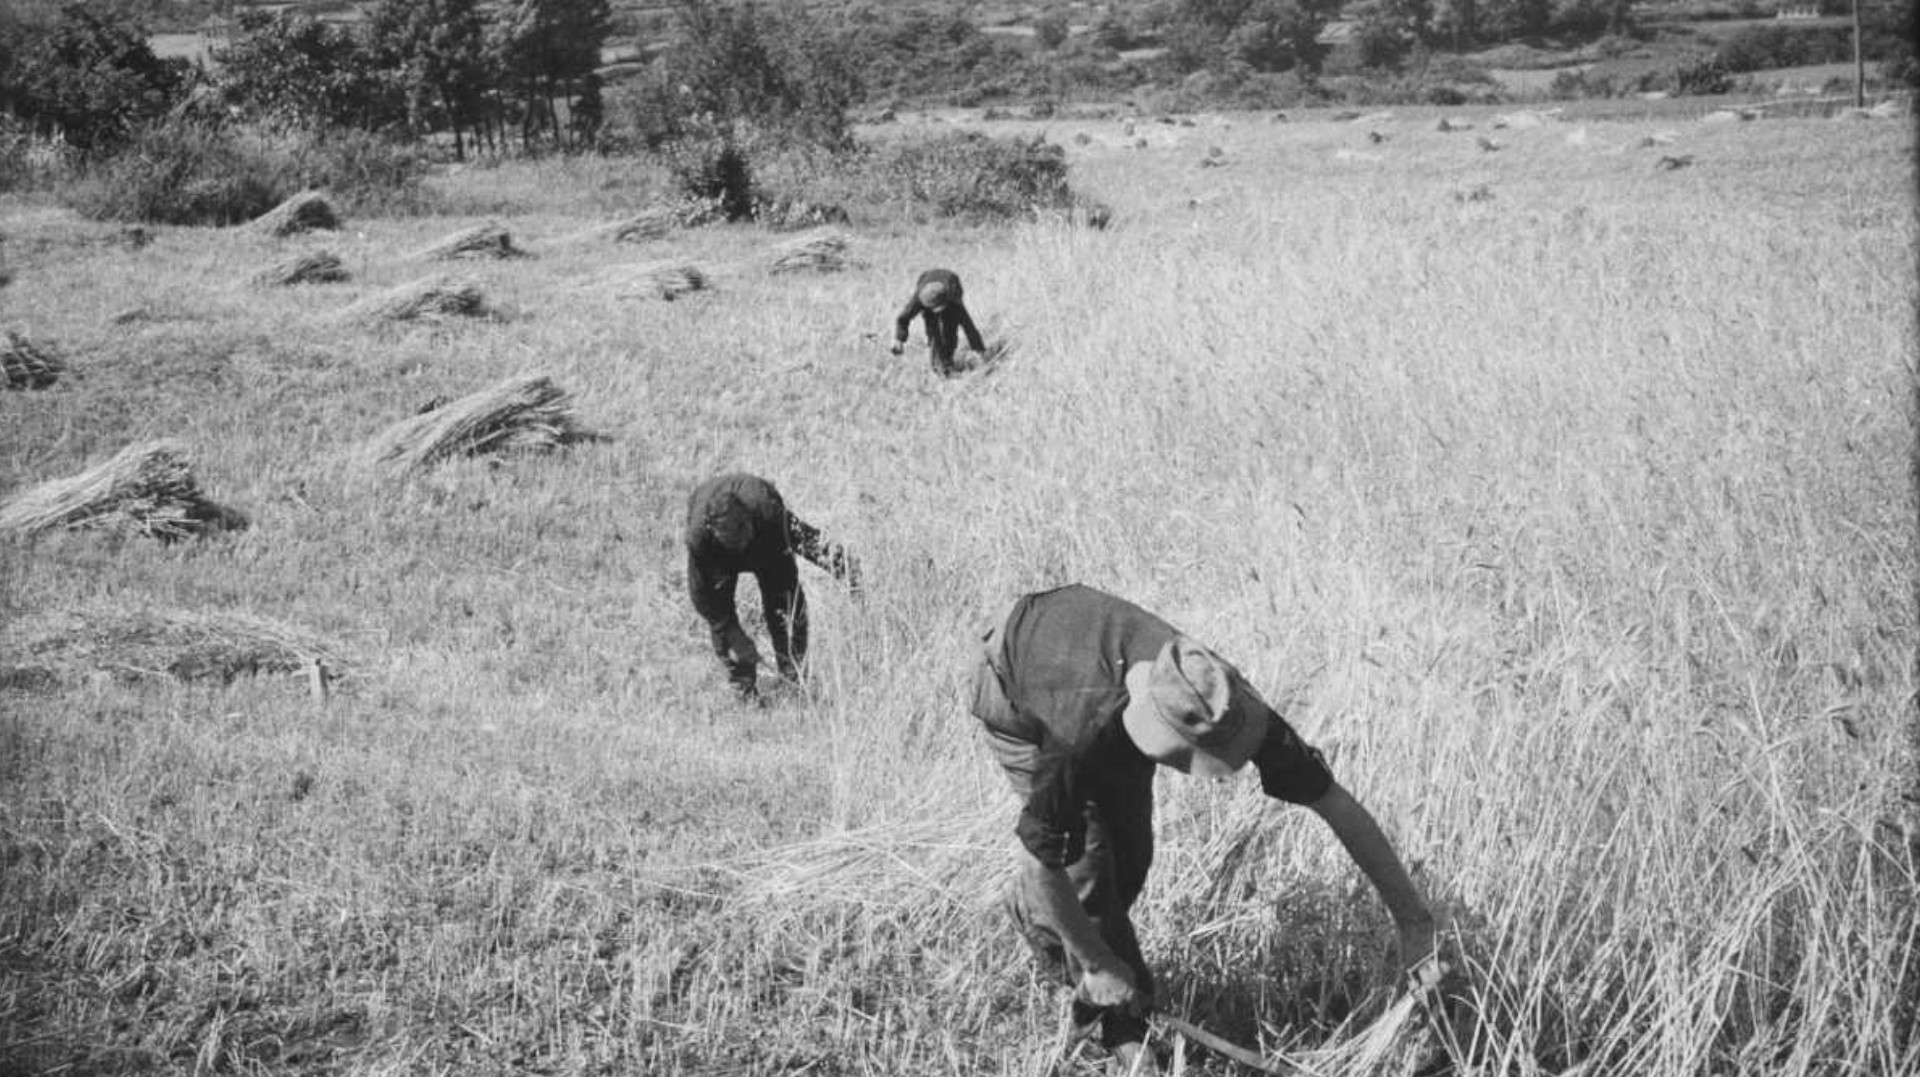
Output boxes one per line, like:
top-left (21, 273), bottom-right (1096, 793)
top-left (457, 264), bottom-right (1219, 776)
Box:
top-left (2, 108), bottom-right (1914, 1076)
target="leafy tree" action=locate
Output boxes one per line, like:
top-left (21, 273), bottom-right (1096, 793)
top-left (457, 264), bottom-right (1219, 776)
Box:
top-left (1431, 0), bottom-right (1479, 48)
top-left (1478, 0), bottom-right (1551, 40)
top-left (1034, 11), bottom-right (1072, 50)
top-left (1229, 0), bottom-right (1340, 71)
top-left (1351, 0), bottom-right (1432, 68)
top-left (1167, 0), bottom-right (1338, 74)
top-left (659, 0), bottom-right (857, 149)
top-left (1, 3), bottom-right (189, 151)
top-left (492, 0), bottom-right (612, 150)
top-left (366, 0), bottom-right (491, 158)
top-left (212, 10), bottom-right (399, 132)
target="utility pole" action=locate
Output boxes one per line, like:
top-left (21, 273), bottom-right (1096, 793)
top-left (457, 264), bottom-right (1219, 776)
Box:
top-left (1852, 0), bottom-right (1865, 108)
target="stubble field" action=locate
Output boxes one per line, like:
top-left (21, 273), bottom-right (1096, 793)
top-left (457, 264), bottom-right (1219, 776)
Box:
top-left (1, 106), bottom-right (1915, 1076)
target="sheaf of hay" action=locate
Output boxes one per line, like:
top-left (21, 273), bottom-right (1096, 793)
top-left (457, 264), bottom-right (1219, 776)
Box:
top-left (604, 206), bottom-right (680, 243)
top-left (252, 250), bottom-right (348, 287)
top-left (754, 197), bottom-right (850, 232)
top-left (0, 603), bottom-right (354, 689)
top-left (412, 221), bottom-right (524, 261)
top-left (768, 229), bottom-right (855, 274)
top-left (0, 439), bottom-right (244, 541)
top-left (3, 328), bottom-right (66, 389)
top-left (360, 373), bottom-right (602, 474)
top-left (341, 275), bottom-right (489, 323)
top-left (594, 261), bottom-right (709, 301)
top-left (251, 190), bottom-right (340, 237)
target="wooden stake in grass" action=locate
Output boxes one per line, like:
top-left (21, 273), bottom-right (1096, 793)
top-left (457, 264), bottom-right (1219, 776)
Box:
top-left (342, 275), bottom-right (490, 323)
top-left (250, 190), bottom-right (339, 237)
top-left (0, 439), bottom-right (245, 541)
top-left (2, 329), bottom-right (65, 389)
top-left (360, 373), bottom-right (603, 474)
top-left (413, 221), bottom-right (525, 261)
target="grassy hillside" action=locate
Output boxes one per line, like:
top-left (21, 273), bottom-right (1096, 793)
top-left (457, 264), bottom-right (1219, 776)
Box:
top-left (2, 109), bottom-right (1915, 1075)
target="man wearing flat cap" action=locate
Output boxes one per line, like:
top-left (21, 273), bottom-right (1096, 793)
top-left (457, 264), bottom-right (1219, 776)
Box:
top-left (971, 584), bottom-right (1436, 1075)
top-left (891, 268), bottom-right (986, 377)
top-left (685, 473), bottom-right (861, 701)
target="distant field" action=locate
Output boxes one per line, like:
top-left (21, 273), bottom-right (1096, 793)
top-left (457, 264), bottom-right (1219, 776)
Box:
top-left (1, 108), bottom-right (1914, 1076)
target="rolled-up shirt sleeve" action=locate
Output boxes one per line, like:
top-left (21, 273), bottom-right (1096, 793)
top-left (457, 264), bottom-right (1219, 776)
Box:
top-left (1253, 711), bottom-right (1334, 804)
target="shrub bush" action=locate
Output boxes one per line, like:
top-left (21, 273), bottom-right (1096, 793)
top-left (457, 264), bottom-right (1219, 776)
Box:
top-left (1674, 55), bottom-right (1733, 95)
top-left (663, 134), bottom-right (756, 221)
top-left (62, 120), bottom-right (428, 224)
top-left (1715, 24), bottom-right (1854, 73)
top-left (860, 131), bottom-right (1074, 222)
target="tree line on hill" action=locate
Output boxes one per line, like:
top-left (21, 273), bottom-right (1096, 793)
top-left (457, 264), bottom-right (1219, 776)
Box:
top-left (3, 0), bottom-right (1917, 165)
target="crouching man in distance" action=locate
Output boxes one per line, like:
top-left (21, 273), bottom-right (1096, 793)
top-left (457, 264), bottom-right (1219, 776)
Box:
top-left (971, 584), bottom-right (1437, 1075)
top-left (891, 268), bottom-right (986, 377)
top-left (685, 472), bottom-right (861, 702)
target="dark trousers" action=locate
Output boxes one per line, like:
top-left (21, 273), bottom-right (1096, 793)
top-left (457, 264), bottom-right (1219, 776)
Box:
top-left (703, 560), bottom-right (808, 691)
top-left (973, 652), bottom-right (1155, 1050)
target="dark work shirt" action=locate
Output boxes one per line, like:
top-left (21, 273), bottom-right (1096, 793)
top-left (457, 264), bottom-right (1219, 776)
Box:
top-left (684, 473), bottom-right (794, 626)
top-left (983, 584), bottom-right (1333, 867)
top-left (894, 268), bottom-right (985, 357)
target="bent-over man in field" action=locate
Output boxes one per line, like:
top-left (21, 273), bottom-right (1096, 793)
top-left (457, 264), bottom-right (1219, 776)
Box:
top-left (685, 473), bottom-right (860, 701)
top-left (891, 268), bottom-right (986, 377)
top-left (971, 584), bottom-right (1437, 1075)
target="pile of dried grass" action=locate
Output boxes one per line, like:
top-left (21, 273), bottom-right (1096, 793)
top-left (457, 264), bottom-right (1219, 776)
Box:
top-left (252, 250), bottom-right (348, 287)
top-left (413, 221), bottom-right (524, 261)
top-left (768, 229), bottom-right (854, 274)
top-left (755, 197), bottom-right (849, 232)
top-left (0, 603), bottom-right (352, 688)
top-left (3, 329), bottom-right (65, 389)
top-left (0, 440), bottom-right (245, 541)
top-left (251, 190), bottom-right (339, 237)
top-left (603, 207), bottom-right (679, 244)
top-left (360, 373), bottom-right (602, 474)
top-left (595, 261), bottom-right (709, 301)
top-left (342, 275), bottom-right (489, 322)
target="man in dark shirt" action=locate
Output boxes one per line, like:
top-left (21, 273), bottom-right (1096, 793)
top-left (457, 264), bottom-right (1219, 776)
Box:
top-left (971, 584), bottom-right (1437, 1075)
top-left (891, 268), bottom-right (986, 377)
top-left (685, 473), bottom-right (861, 701)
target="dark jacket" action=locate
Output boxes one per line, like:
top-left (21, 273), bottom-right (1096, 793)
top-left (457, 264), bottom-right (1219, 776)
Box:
top-left (894, 268), bottom-right (985, 368)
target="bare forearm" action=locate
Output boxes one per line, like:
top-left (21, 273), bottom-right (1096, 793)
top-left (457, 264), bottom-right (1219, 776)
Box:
top-left (1020, 854), bottom-right (1124, 974)
top-left (1309, 782), bottom-right (1432, 931)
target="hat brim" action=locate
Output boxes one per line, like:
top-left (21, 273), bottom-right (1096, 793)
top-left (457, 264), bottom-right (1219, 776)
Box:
top-left (1120, 672), bottom-right (1269, 778)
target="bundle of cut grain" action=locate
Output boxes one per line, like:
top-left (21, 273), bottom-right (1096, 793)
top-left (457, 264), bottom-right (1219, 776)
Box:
top-left (0, 439), bottom-right (242, 540)
top-left (361, 374), bottom-right (600, 474)
top-left (3, 329), bottom-right (64, 389)
top-left (597, 262), bottom-right (709, 301)
top-left (413, 221), bottom-right (523, 260)
top-left (768, 229), bottom-right (852, 274)
top-left (0, 603), bottom-right (353, 688)
top-left (606, 206), bottom-right (680, 243)
top-left (342, 275), bottom-right (489, 322)
top-left (253, 250), bottom-right (348, 286)
top-left (251, 190), bottom-right (339, 237)
top-left (754, 197), bottom-right (850, 231)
